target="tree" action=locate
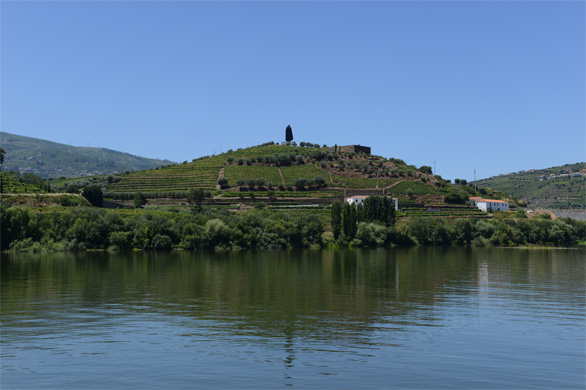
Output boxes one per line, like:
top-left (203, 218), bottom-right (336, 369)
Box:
top-left (361, 195), bottom-right (396, 226)
top-left (314, 176), bottom-right (327, 188)
top-left (82, 185), bottom-right (103, 207)
top-left (285, 125), bottom-right (293, 142)
top-left (134, 192), bottom-right (148, 209)
top-left (294, 177), bottom-right (307, 190)
top-left (419, 165), bottom-right (432, 175)
top-left (331, 201), bottom-right (342, 239)
top-left (218, 177), bottom-right (229, 187)
top-left (342, 202), bottom-right (357, 239)
top-left (187, 188), bottom-right (206, 210)
top-left (444, 192), bottom-right (466, 204)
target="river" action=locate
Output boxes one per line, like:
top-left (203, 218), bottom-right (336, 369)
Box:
top-left (1, 248), bottom-right (584, 389)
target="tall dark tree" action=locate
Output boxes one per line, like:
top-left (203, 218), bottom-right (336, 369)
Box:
top-left (285, 125), bottom-right (293, 142)
top-left (342, 202), bottom-right (357, 239)
top-left (330, 201), bottom-right (342, 239)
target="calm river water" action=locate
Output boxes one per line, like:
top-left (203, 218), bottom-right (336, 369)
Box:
top-left (1, 248), bottom-right (584, 389)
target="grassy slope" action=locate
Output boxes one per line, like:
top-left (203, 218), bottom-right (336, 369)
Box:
top-left (106, 143), bottom-right (461, 203)
top-left (474, 163), bottom-right (586, 209)
top-left (1, 131), bottom-right (174, 178)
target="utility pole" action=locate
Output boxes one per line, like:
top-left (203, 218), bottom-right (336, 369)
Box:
top-left (433, 161), bottom-right (436, 176)
top-left (474, 169), bottom-right (477, 192)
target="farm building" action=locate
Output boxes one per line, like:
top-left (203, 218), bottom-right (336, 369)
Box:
top-left (346, 195), bottom-right (368, 206)
top-left (345, 195), bottom-right (399, 210)
top-left (328, 145), bottom-right (371, 155)
top-left (475, 199), bottom-right (509, 212)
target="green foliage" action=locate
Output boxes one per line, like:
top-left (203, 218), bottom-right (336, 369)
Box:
top-left (342, 202), bottom-right (357, 239)
top-left (419, 165), bottom-right (432, 174)
top-left (355, 222), bottom-right (387, 247)
top-left (187, 188), bottom-right (206, 210)
top-left (294, 177), bottom-right (307, 189)
top-left (330, 201), bottom-right (342, 239)
top-left (133, 192), bottom-right (148, 209)
top-left (359, 195), bottom-right (396, 226)
top-left (1, 204), bottom-right (585, 252)
top-left (444, 192), bottom-right (467, 204)
top-left (82, 185), bottom-right (103, 207)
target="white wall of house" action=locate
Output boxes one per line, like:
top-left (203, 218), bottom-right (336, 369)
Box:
top-left (345, 196), bottom-right (399, 210)
top-left (476, 201), bottom-right (509, 212)
top-left (346, 197), bottom-right (367, 206)
top-left (392, 197), bottom-right (398, 211)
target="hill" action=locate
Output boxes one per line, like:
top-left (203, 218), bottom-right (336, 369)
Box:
top-left (0, 132), bottom-right (175, 178)
top-left (474, 162), bottom-right (586, 210)
top-left (106, 142), bottom-right (441, 197)
top-left (101, 142), bottom-right (508, 218)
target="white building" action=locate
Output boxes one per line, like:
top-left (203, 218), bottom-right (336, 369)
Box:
top-left (345, 195), bottom-right (368, 206)
top-left (345, 196), bottom-right (399, 210)
top-left (475, 199), bottom-right (509, 212)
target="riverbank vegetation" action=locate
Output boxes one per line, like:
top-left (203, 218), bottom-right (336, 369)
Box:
top-left (1, 201), bottom-right (584, 252)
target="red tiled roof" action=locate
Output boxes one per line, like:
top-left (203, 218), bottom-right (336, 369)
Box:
top-left (477, 199), bottom-right (508, 204)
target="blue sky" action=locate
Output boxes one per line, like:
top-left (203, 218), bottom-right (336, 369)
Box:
top-left (1, 1), bottom-right (584, 181)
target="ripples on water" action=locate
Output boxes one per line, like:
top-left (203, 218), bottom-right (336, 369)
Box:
top-left (1, 248), bottom-right (584, 389)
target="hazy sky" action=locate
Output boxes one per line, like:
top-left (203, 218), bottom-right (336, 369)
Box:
top-left (2, 1), bottom-right (584, 181)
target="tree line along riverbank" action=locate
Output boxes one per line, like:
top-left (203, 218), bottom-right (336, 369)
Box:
top-left (1, 199), bottom-right (584, 252)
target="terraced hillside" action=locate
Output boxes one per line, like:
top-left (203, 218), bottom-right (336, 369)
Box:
top-left (474, 163), bottom-right (585, 209)
top-left (107, 143), bottom-right (437, 194)
top-left (0, 172), bottom-right (44, 193)
top-left (104, 142), bottom-right (509, 214)
top-left (108, 160), bottom-right (220, 193)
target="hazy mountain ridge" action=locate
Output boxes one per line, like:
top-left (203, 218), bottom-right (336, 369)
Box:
top-left (0, 132), bottom-right (175, 178)
top-left (474, 162), bottom-right (586, 210)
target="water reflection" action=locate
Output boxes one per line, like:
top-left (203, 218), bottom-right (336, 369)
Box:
top-left (2, 248), bottom-right (584, 389)
top-left (3, 248), bottom-right (583, 337)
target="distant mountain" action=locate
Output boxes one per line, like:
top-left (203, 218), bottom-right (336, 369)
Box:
top-left (474, 163), bottom-right (586, 210)
top-left (0, 132), bottom-right (175, 178)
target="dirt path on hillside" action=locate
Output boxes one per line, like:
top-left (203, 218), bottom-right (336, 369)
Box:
top-left (277, 167), bottom-right (285, 186)
top-left (216, 168), bottom-right (224, 190)
top-left (385, 180), bottom-right (406, 189)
